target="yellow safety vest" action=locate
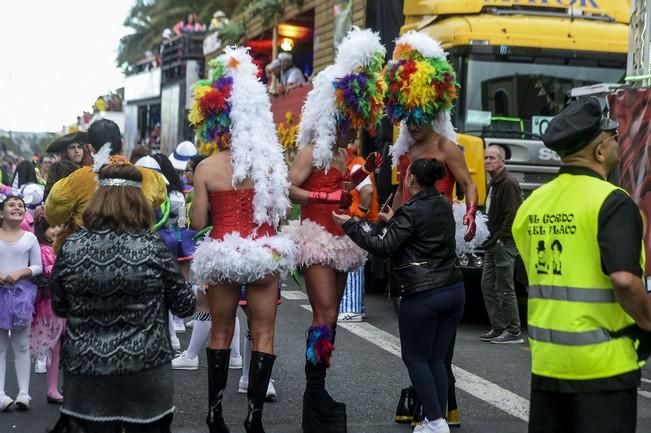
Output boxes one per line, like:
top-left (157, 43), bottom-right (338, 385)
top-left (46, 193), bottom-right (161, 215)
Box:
top-left (512, 172), bottom-right (645, 380)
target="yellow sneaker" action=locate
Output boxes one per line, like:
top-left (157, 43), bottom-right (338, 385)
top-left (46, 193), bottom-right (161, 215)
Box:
top-left (447, 408), bottom-right (461, 427)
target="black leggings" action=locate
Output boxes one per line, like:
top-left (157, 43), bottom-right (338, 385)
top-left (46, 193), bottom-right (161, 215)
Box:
top-left (399, 283), bottom-right (464, 421)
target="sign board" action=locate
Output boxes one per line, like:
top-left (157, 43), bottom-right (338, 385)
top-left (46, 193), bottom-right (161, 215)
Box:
top-left (124, 68), bottom-right (161, 102)
top-left (532, 116), bottom-right (554, 137)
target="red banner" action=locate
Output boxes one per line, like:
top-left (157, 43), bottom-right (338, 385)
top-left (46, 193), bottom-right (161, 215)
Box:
top-left (270, 84), bottom-right (312, 126)
top-left (608, 89), bottom-right (651, 276)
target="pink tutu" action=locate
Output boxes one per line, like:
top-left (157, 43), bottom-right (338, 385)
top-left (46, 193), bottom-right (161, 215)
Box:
top-left (30, 288), bottom-right (65, 359)
top-left (281, 219), bottom-right (367, 272)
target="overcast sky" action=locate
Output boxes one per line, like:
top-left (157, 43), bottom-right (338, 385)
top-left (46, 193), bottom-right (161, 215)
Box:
top-left (0, 0), bottom-right (134, 133)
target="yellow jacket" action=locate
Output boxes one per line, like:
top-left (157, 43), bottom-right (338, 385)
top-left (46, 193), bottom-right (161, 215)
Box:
top-left (45, 156), bottom-right (167, 228)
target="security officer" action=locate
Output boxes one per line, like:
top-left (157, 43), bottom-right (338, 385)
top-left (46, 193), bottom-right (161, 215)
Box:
top-left (512, 97), bottom-right (651, 433)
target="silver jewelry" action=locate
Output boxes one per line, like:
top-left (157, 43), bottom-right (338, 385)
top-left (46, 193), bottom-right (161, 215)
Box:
top-left (98, 178), bottom-right (142, 188)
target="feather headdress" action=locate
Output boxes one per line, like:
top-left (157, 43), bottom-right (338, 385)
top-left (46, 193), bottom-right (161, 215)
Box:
top-left (386, 32), bottom-right (459, 166)
top-left (298, 27), bottom-right (387, 170)
top-left (188, 46), bottom-right (290, 227)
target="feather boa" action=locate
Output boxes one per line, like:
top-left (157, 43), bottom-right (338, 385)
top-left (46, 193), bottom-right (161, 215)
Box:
top-left (189, 46), bottom-right (290, 227)
top-left (191, 232), bottom-right (296, 286)
top-left (282, 219), bottom-right (367, 272)
top-left (298, 28), bottom-right (386, 170)
top-left (306, 324), bottom-right (334, 367)
top-left (452, 202), bottom-right (490, 255)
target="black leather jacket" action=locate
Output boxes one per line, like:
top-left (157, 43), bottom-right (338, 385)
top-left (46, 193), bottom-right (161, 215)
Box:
top-left (343, 187), bottom-right (462, 297)
top-left (52, 229), bottom-right (196, 376)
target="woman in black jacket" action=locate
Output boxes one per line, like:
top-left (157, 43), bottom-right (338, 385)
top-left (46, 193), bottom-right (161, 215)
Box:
top-left (333, 158), bottom-right (464, 433)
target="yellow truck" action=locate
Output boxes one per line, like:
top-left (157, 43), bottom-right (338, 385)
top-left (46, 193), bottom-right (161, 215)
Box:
top-left (402, 0), bottom-right (629, 270)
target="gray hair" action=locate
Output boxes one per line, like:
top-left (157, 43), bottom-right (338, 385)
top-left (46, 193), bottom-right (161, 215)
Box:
top-left (487, 144), bottom-right (506, 161)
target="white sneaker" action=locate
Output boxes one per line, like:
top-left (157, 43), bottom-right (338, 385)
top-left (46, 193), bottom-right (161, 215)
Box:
top-left (413, 418), bottom-right (450, 433)
top-left (0, 394), bottom-right (13, 411)
top-left (238, 377), bottom-right (277, 399)
top-left (229, 355), bottom-right (243, 369)
top-left (185, 320), bottom-right (194, 329)
top-left (173, 318), bottom-right (186, 334)
top-left (171, 351), bottom-right (199, 370)
top-left (34, 356), bottom-right (47, 374)
top-left (14, 392), bottom-right (31, 410)
top-left (238, 376), bottom-right (248, 393)
top-left (337, 312), bottom-right (363, 322)
top-left (170, 334), bottom-right (181, 351)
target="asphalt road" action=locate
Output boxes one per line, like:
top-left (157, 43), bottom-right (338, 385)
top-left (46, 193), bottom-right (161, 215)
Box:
top-left (3, 279), bottom-right (651, 433)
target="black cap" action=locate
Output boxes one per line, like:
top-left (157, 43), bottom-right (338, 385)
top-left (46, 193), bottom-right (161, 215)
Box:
top-left (46, 131), bottom-right (89, 154)
top-left (542, 97), bottom-right (618, 157)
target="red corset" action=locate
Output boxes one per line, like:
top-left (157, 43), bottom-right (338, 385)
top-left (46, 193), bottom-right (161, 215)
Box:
top-left (399, 155), bottom-right (454, 203)
top-left (209, 189), bottom-right (276, 240)
top-left (300, 168), bottom-right (348, 236)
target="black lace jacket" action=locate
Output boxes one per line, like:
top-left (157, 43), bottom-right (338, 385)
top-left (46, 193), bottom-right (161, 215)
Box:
top-left (51, 229), bottom-right (196, 376)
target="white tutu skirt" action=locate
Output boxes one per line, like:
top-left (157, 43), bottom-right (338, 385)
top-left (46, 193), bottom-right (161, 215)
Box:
top-left (192, 233), bottom-right (297, 286)
top-left (452, 202), bottom-right (490, 255)
top-left (282, 219), bottom-right (367, 272)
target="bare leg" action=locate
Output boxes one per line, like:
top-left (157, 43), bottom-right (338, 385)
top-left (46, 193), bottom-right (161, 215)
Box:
top-left (304, 264), bottom-right (346, 328)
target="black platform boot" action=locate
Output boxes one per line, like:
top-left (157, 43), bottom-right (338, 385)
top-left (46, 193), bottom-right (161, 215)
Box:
top-left (206, 348), bottom-right (231, 433)
top-left (302, 361), bottom-right (347, 433)
top-left (244, 351), bottom-right (276, 433)
top-left (394, 386), bottom-right (416, 424)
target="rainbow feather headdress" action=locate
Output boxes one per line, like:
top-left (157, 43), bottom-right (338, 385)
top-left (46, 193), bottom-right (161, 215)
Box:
top-left (386, 32), bottom-right (459, 166)
top-left (188, 47), bottom-right (290, 227)
top-left (189, 60), bottom-right (234, 153)
top-left (298, 27), bottom-right (387, 169)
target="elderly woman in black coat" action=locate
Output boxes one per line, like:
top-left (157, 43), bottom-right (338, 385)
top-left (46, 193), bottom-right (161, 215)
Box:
top-left (333, 158), bottom-right (464, 433)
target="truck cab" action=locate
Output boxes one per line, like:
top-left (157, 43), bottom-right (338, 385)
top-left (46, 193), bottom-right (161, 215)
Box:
top-left (402, 0), bottom-right (629, 272)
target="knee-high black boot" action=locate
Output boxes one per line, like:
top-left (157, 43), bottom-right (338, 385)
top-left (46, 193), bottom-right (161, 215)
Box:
top-left (302, 325), bottom-right (347, 433)
top-left (206, 348), bottom-right (231, 433)
top-left (244, 352), bottom-right (276, 433)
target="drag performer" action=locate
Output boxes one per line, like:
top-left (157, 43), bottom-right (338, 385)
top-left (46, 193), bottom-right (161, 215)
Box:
top-left (384, 31), bottom-right (487, 427)
top-left (188, 47), bottom-right (295, 433)
top-left (284, 28), bottom-right (387, 433)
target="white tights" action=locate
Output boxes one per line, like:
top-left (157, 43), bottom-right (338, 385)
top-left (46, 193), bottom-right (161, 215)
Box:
top-left (0, 327), bottom-right (31, 396)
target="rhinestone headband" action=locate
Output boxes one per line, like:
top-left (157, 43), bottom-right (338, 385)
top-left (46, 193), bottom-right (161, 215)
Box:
top-left (98, 178), bottom-right (142, 188)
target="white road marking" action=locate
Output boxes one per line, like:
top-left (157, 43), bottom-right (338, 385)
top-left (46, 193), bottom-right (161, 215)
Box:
top-left (281, 290), bottom-right (308, 300)
top-left (641, 378), bottom-right (651, 384)
top-left (300, 305), bottom-right (529, 422)
top-left (638, 390), bottom-right (651, 399)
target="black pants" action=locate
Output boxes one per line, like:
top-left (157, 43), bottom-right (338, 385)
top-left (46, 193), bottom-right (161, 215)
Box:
top-left (399, 283), bottom-right (464, 421)
top-left (529, 388), bottom-right (637, 433)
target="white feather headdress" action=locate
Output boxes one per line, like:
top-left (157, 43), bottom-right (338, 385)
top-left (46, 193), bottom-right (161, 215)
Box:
top-left (298, 27), bottom-right (386, 170)
top-left (216, 46), bottom-right (290, 227)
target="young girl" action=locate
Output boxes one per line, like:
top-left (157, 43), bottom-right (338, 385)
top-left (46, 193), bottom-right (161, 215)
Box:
top-left (0, 193), bottom-right (43, 411)
top-left (31, 216), bottom-right (64, 404)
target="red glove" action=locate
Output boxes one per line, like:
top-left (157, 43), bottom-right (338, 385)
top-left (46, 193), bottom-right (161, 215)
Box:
top-left (350, 152), bottom-right (384, 186)
top-left (463, 202), bottom-right (477, 242)
top-left (308, 190), bottom-right (352, 209)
